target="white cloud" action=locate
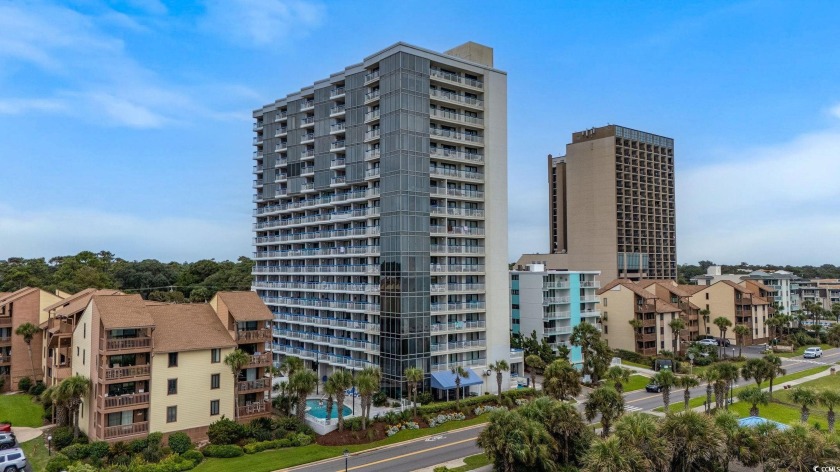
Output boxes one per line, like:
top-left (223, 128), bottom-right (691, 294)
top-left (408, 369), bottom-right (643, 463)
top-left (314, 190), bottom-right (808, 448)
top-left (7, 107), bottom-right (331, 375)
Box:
top-left (0, 98), bottom-right (67, 114)
top-left (830, 103), bottom-right (840, 119)
top-left (0, 206), bottom-right (251, 262)
top-left (201, 0), bottom-right (325, 46)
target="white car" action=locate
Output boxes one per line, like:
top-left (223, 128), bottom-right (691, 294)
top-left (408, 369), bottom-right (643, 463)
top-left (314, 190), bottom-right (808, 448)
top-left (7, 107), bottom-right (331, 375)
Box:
top-left (803, 347), bottom-right (823, 359)
top-left (697, 339), bottom-right (718, 347)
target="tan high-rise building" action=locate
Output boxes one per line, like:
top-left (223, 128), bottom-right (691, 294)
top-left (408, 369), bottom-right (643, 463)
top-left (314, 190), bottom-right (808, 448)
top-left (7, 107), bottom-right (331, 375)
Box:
top-left (549, 125), bottom-right (677, 282)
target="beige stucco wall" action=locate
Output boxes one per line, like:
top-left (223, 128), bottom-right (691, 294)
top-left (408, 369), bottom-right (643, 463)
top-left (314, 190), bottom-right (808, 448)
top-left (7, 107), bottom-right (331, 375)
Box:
top-left (71, 304), bottom-right (95, 437)
top-left (149, 348), bottom-right (235, 433)
top-left (688, 282), bottom-right (736, 341)
top-left (600, 285), bottom-right (636, 352)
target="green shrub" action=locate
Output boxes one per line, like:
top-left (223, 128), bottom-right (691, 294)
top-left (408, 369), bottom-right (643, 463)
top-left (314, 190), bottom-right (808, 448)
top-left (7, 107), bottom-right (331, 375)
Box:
top-left (17, 376), bottom-right (32, 393)
top-left (87, 441), bottom-right (110, 460)
top-left (51, 426), bottom-right (75, 450)
top-left (289, 432), bottom-right (312, 446)
top-left (208, 416), bottom-right (247, 445)
top-left (147, 431), bottom-right (164, 447)
top-left (168, 431), bottom-right (193, 454)
top-left (67, 464), bottom-right (98, 472)
top-left (181, 449), bottom-right (204, 465)
top-left (203, 444), bottom-right (244, 458)
top-left (244, 439), bottom-right (285, 454)
top-left (61, 443), bottom-right (91, 460)
top-left (615, 349), bottom-right (653, 367)
top-left (416, 391), bottom-right (433, 405)
top-left (129, 437), bottom-right (149, 453)
top-left (28, 380), bottom-right (46, 397)
top-left (45, 454), bottom-right (71, 472)
top-left (373, 391), bottom-right (388, 407)
top-left (342, 417), bottom-right (364, 431)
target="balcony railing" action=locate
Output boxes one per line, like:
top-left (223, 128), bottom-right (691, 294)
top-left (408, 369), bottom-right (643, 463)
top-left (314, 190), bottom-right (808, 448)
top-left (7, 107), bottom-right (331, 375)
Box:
top-left (331, 140), bottom-right (346, 150)
top-left (247, 352), bottom-right (272, 367)
top-left (236, 328), bottom-right (272, 342)
top-left (365, 149), bottom-right (381, 160)
top-left (429, 148), bottom-right (484, 163)
top-left (363, 70), bottom-right (379, 83)
top-left (0, 355), bottom-right (11, 365)
top-left (300, 99), bottom-right (314, 110)
top-left (330, 105), bottom-right (346, 115)
top-left (429, 127), bottom-right (484, 144)
top-left (101, 337), bottom-right (152, 352)
top-left (101, 392), bottom-right (150, 410)
top-left (238, 378), bottom-right (270, 392)
top-left (331, 123), bottom-right (346, 133)
top-left (0, 336), bottom-right (11, 345)
top-left (429, 89), bottom-right (484, 108)
top-left (364, 110), bottom-right (380, 122)
top-left (103, 421), bottom-right (148, 440)
top-left (0, 317), bottom-right (11, 327)
top-left (430, 68), bottom-right (484, 88)
top-left (430, 320), bottom-right (486, 332)
top-left (238, 399), bottom-right (271, 418)
top-left (365, 129), bottom-right (380, 141)
top-left (364, 91), bottom-right (380, 102)
top-left (330, 87), bottom-right (345, 98)
top-left (431, 340), bottom-right (486, 352)
top-left (100, 364), bottom-right (151, 381)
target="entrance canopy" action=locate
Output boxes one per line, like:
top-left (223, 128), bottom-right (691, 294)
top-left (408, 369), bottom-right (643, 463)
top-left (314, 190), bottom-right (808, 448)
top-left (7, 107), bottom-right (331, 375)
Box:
top-left (430, 368), bottom-right (483, 389)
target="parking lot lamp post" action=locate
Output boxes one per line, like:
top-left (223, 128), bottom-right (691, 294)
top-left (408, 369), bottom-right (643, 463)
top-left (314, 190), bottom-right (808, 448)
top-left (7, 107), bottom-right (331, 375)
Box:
top-left (344, 449), bottom-right (349, 472)
top-left (47, 435), bottom-right (52, 456)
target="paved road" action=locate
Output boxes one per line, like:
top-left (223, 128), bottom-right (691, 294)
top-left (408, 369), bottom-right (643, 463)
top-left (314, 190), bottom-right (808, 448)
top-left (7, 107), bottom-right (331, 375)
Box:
top-left (284, 423), bottom-right (484, 472)
top-left (623, 346), bottom-right (840, 412)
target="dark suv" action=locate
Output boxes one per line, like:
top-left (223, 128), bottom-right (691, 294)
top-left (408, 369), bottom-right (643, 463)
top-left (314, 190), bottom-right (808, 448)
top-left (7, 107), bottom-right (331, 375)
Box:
top-left (0, 432), bottom-right (15, 450)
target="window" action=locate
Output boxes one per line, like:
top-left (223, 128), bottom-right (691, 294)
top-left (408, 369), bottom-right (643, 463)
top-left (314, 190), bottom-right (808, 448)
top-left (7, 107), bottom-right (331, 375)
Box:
top-left (167, 379), bottom-right (177, 395)
top-left (82, 350), bottom-right (85, 365)
top-left (211, 374), bottom-right (220, 389)
top-left (211, 349), bottom-right (221, 363)
top-left (604, 325), bottom-right (608, 334)
top-left (167, 406), bottom-right (177, 423)
top-left (512, 304), bottom-right (519, 309)
top-left (168, 352), bottom-right (178, 367)
top-left (705, 293), bottom-right (709, 300)
top-left (602, 298), bottom-right (608, 307)
top-left (83, 323), bottom-right (86, 338)
top-left (511, 275), bottom-right (518, 281)
top-left (210, 400), bottom-right (220, 416)
top-left (511, 289), bottom-right (519, 295)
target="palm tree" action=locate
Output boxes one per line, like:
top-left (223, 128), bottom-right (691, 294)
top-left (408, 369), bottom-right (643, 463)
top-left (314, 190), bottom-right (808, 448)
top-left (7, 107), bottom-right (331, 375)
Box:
top-left (404, 366), bottom-right (424, 418)
top-left (713, 317), bottom-right (732, 358)
top-left (57, 375), bottom-right (91, 439)
top-left (451, 365), bottom-right (470, 409)
top-left (790, 387), bottom-right (818, 423)
top-left (713, 409), bottom-right (741, 471)
top-left (357, 367), bottom-right (381, 429)
top-left (764, 354), bottom-right (786, 399)
top-left (42, 385), bottom-right (69, 426)
top-left (660, 411), bottom-right (724, 472)
top-left (323, 375), bottom-right (339, 425)
top-left (737, 386), bottom-right (770, 417)
top-left (223, 349), bottom-right (250, 419)
top-left (614, 412), bottom-right (670, 471)
top-left (604, 365), bottom-right (632, 394)
top-left (676, 375), bottom-right (699, 411)
top-left (715, 362), bottom-right (740, 410)
top-left (581, 436), bottom-right (646, 472)
top-left (741, 357), bottom-right (769, 387)
top-left (543, 399), bottom-right (591, 465)
top-left (669, 318), bottom-right (686, 354)
top-left (699, 368), bottom-right (718, 414)
top-left (543, 359), bottom-right (581, 401)
top-left (818, 389), bottom-right (840, 433)
top-left (525, 354), bottom-right (544, 392)
top-left (571, 322), bottom-right (602, 382)
top-left (652, 369), bottom-right (677, 411)
top-left (733, 324), bottom-right (750, 357)
top-left (289, 369), bottom-right (318, 422)
top-left (584, 386), bottom-right (624, 437)
top-left (477, 409), bottom-right (556, 472)
top-left (699, 308), bottom-right (711, 337)
top-left (329, 370), bottom-right (353, 431)
top-left (488, 360), bottom-right (508, 402)
top-left (14, 322), bottom-right (40, 380)
top-left (280, 356), bottom-right (304, 378)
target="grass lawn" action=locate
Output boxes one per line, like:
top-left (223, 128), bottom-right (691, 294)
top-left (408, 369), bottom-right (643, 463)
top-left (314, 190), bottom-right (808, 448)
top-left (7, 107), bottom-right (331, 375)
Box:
top-left (20, 437), bottom-right (51, 472)
top-left (622, 360), bottom-right (651, 370)
top-left (194, 414), bottom-right (490, 472)
top-left (775, 344), bottom-right (833, 358)
top-left (728, 401), bottom-right (827, 427)
top-left (691, 360), bottom-right (745, 377)
top-left (658, 366), bottom-right (830, 413)
top-left (0, 394), bottom-right (44, 427)
top-left (450, 453), bottom-right (491, 471)
top-left (605, 374), bottom-right (649, 393)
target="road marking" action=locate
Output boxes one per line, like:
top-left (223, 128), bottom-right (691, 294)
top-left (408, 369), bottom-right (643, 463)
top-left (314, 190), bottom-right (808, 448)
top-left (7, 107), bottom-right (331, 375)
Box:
top-left (424, 435), bottom-right (446, 442)
top-left (335, 437), bottom-right (476, 472)
top-left (625, 405), bottom-right (643, 412)
top-left (624, 393), bottom-right (660, 404)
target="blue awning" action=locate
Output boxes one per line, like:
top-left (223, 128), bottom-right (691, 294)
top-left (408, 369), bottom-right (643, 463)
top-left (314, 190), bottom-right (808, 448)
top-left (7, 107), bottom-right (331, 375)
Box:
top-left (737, 416), bottom-right (789, 430)
top-left (430, 368), bottom-right (483, 389)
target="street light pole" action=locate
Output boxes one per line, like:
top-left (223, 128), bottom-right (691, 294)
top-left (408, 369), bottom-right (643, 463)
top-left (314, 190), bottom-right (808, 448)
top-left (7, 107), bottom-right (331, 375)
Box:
top-left (344, 449), bottom-right (349, 472)
top-left (47, 435), bottom-right (52, 456)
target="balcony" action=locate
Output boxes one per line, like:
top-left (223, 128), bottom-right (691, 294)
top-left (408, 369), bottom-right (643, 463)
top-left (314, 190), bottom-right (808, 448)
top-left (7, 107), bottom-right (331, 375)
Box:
top-left (330, 122), bottom-right (346, 133)
top-left (100, 337), bottom-right (152, 352)
top-left (100, 392), bottom-right (150, 410)
top-left (331, 176), bottom-right (346, 186)
top-left (430, 108), bottom-right (484, 126)
top-left (301, 149), bottom-right (315, 158)
top-left (275, 111), bottom-right (287, 121)
top-left (238, 399), bottom-right (271, 419)
top-left (331, 140), bottom-right (346, 151)
top-left (236, 328), bottom-right (272, 343)
top-left (301, 132), bottom-right (315, 143)
top-left (275, 127), bottom-right (287, 137)
top-left (330, 157), bottom-right (345, 168)
top-left (99, 364), bottom-right (151, 382)
top-left (363, 70), bottom-right (379, 84)
top-left (429, 127), bottom-right (484, 144)
top-left (364, 110), bottom-right (380, 122)
top-left (430, 68), bottom-right (483, 89)
top-left (365, 168), bottom-right (380, 178)
top-left (247, 352), bottom-right (272, 367)
top-left (0, 355), bottom-right (10, 365)
top-left (0, 335), bottom-right (10, 346)
top-left (300, 99), bottom-right (314, 111)
top-left (430, 320), bottom-right (486, 332)
top-left (330, 104), bottom-right (346, 116)
top-left (429, 148), bottom-right (484, 163)
top-left (300, 116), bottom-right (315, 127)
top-left (431, 340), bottom-right (486, 352)
top-left (429, 89), bottom-right (484, 108)
top-left (103, 421), bottom-right (148, 440)
top-left (544, 326), bottom-right (572, 335)
top-left (330, 87), bottom-right (345, 98)
top-left (365, 149), bottom-right (381, 160)
top-left (364, 91), bottom-right (380, 103)
top-left (238, 378), bottom-right (271, 393)
top-left (0, 317), bottom-right (11, 327)
top-left (364, 129), bottom-right (380, 141)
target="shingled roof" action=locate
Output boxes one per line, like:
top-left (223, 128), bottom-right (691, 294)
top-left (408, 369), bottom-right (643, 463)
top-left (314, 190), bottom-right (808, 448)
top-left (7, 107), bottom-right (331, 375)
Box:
top-left (0, 287), bottom-right (39, 306)
top-left (146, 303), bottom-right (236, 353)
top-left (93, 294), bottom-right (155, 329)
top-left (48, 289), bottom-right (124, 318)
top-left (215, 291), bottom-right (272, 322)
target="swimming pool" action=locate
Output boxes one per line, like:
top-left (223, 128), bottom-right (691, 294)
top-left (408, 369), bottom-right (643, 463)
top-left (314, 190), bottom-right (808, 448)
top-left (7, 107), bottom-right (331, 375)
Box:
top-left (305, 399), bottom-right (352, 419)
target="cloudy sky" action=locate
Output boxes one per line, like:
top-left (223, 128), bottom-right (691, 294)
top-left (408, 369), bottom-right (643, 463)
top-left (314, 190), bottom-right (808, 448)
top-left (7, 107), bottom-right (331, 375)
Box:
top-left (1, 0), bottom-right (839, 265)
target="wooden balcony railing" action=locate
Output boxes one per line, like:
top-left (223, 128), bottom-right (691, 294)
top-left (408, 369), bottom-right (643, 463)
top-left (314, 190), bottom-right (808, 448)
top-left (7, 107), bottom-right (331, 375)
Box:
top-left (248, 353), bottom-right (272, 367)
top-left (0, 336), bottom-right (11, 345)
top-left (100, 364), bottom-right (151, 382)
top-left (103, 421), bottom-right (148, 440)
top-left (0, 317), bottom-right (11, 327)
top-left (237, 400), bottom-right (271, 418)
top-left (236, 328), bottom-right (271, 342)
top-left (100, 392), bottom-right (150, 410)
top-left (100, 337), bottom-right (152, 352)
top-left (237, 378), bottom-right (270, 392)
top-left (0, 355), bottom-right (11, 365)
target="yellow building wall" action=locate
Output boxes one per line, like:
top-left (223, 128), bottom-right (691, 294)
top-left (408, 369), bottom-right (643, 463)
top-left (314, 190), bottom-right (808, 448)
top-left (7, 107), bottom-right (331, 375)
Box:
top-left (600, 286), bottom-right (637, 352)
top-left (149, 348), bottom-right (235, 433)
top-left (71, 304), bottom-right (95, 437)
top-left (689, 282), bottom-right (736, 341)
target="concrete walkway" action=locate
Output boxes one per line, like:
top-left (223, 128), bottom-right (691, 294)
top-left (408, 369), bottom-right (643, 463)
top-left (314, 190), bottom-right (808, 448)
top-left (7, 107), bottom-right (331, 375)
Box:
top-left (12, 425), bottom-right (49, 443)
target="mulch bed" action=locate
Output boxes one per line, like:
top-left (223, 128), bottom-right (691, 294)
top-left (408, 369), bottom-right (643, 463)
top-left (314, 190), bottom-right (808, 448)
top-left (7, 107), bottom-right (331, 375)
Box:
top-left (316, 416), bottom-right (433, 446)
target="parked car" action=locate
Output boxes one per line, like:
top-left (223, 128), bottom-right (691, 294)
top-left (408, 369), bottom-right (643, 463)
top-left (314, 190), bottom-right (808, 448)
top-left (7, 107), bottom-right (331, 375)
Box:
top-left (0, 425), bottom-right (9, 434)
top-left (803, 346), bottom-right (823, 359)
top-left (0, 432), bottom-right (15, 450)
top-left (716, 338), bottom-right (731, 347)
top-left (645, 381), bottom-right (663, 393)
top-left (0, 447), bottom-right (26, 471)
top-left (696, 339), bottom-right (718, 347)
